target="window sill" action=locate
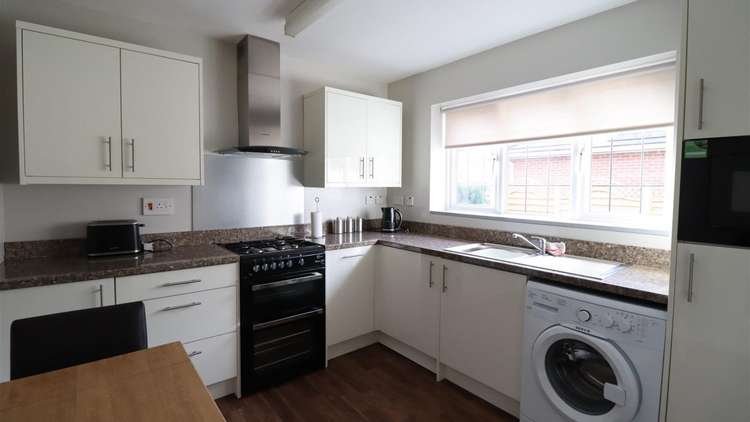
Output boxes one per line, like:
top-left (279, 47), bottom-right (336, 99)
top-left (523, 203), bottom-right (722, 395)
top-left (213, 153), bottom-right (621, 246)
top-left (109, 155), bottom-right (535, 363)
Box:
top-left (430, 209), bottom-right (670, 237)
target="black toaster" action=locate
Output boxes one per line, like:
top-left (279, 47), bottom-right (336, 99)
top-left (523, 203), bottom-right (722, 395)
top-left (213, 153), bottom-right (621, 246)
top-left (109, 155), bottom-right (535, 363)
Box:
top-left (86, 220), bottom-right (144, 257)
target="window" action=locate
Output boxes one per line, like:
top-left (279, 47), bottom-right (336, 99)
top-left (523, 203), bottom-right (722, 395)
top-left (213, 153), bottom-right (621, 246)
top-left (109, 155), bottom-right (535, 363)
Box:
top-left (446, 127), bottom-right (671, 228)
top-left (436, 54), bottom-right (676, 231)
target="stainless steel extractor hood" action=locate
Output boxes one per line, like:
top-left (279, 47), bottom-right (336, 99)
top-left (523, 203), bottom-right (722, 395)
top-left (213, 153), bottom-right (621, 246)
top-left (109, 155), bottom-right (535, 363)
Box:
top-left (219, 35), bottom-right (307, 159)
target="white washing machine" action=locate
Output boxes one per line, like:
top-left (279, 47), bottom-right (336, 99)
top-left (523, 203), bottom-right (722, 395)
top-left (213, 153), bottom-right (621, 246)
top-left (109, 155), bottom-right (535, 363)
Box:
top-left (521, 280), bottom-right (667, 422)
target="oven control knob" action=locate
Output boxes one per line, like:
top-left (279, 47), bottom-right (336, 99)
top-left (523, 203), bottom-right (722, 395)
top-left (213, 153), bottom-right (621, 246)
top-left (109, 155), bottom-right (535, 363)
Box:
top-left (287, 260), bottom-right (293, 268)
top-left (278, 261), bottom-right (285, 269)
top-left (298, 258), bottom-right (305, 266)
top-left (270, 262), bottom-right (277, 270)
top-left (252, 265), bottom-right (260, 273)
top-left (261, 263), bottom-right (268, 272)
top-left (576, 309), bottom-right (592, 322)
top-left (601, 314), bottom-right (615, 328)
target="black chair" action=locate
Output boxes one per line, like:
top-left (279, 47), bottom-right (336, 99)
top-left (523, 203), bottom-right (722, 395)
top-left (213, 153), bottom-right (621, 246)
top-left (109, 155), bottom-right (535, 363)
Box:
top-left (10, 301), bottom-right (148, 380)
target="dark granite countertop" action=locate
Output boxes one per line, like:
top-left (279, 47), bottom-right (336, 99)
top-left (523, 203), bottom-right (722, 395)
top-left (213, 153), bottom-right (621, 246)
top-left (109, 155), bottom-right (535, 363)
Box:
top-left (0, 231), bottom-right (669, 305)
top-left (0, 244), bottom-right (239, 291)
top-left (315, 232), bottom-right (669, 305)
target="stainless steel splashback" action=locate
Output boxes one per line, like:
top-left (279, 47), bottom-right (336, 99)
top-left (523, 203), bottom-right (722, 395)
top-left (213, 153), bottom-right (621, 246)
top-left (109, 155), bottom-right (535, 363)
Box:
top-left (192, 153), bottom-right (305, 230)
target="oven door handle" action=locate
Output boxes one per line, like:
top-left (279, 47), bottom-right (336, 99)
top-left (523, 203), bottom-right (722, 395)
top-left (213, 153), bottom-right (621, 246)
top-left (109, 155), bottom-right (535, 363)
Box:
top-left (252, 308), bottom-right (324, 331)
top-left (251, 272), bottom-right (323, 291)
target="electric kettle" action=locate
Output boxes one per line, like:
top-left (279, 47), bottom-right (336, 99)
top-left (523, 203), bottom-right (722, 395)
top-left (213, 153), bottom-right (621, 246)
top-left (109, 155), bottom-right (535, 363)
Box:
top-left (381, 207), bottom-right (402, 232)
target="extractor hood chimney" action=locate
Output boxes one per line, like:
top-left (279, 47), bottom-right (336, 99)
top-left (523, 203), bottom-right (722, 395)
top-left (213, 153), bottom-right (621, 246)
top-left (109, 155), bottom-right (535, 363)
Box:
top-left (219, 35), bottom-right (307, 159)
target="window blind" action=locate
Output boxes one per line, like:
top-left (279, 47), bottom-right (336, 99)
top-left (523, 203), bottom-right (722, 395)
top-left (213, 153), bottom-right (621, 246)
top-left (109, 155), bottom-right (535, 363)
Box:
top-left (443, 65), bottom-right (676, 148)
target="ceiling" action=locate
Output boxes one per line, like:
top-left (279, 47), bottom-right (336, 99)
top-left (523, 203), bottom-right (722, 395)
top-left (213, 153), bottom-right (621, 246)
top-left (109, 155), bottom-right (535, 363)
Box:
top-left (57, 0), bottom-right (637, 83)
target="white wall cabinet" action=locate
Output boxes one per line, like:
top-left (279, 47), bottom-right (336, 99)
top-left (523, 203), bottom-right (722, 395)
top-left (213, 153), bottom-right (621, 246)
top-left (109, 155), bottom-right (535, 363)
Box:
top-left (439, 261), bottom-right (526, 401)
top-left (325, 246), bottom-right (375, 346)
top-left (374, 247), bottom-right (441, 358)
top-left (19, 29), bottom-right (123, 179)
top-left (304, 87), bottom-right (402, 188)
top-left (16, 21), bottom-right (203, 185)
top-left (0, 279), bottom-right (115, 382)
top-left (683, 0), bottom-right (750, 139)
top-left (667, 243), bottom-right (750, 422)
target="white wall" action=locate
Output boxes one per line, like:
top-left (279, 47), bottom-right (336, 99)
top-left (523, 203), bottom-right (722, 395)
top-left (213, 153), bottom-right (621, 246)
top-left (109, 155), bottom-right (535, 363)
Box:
top-left (387, 0), bottom-right (681, 249)
top-left (0, 0), bottom-right (386, 242)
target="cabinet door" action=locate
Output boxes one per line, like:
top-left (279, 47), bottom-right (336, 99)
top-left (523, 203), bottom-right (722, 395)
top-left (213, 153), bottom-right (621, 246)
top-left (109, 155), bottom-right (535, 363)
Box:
top-left (439, 262), bottom-right (526, 400)
top-left (0, 279), bottom-right (115, 382)
top-left (121, 50), bottom-right (201, 182)
top-left (684, 0), bottom-right (750, 139)
top-left (325, 91), bottom-right (368, 185)
top-left (667, 243), bottom-right (750, 421)
top-left (374, 247), bottom-right (440, 357)
top-left (325, 246), bottom-right (375, 346)
top-left (21, 30), bottom-right (122, 178)
top-left (366, 99), bottom-right (402, 187)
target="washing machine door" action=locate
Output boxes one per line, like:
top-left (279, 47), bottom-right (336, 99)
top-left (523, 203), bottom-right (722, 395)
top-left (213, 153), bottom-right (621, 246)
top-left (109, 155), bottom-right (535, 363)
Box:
top-left (532, 325), bottom-right (641, 422)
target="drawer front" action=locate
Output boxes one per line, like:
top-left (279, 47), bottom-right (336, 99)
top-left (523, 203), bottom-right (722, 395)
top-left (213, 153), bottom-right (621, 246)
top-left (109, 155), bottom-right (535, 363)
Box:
top-left (117, 263), bottom-right (238, 303)
top-left (145, 286), bottom-right (237, 346)
top-left (184, 331), bottom-right (237, 386)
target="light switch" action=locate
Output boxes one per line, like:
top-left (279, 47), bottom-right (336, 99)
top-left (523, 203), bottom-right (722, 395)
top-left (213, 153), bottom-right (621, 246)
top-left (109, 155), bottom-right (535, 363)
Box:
top-left (406, 196), bottom-right (415, 207)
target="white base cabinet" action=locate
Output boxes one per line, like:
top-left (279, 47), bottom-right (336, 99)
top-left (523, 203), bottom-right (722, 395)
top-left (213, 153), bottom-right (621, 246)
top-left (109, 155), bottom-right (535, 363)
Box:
top-left (439, 261), bottom-right (526, 401)
top-left (374, 247), bottom-right (441, 358)
top-left (325, 246), bottom-right (376, 346)
top-left (374, 246), bottom-right (526, 403)
top-left (0, 279), bottom-right (115, 382)
top-left (183, 332), bottom-right (238, 387)
top-left (667, 243), bottom-right (750, 421)
top-left (116, 263), bottom-right (239, 390)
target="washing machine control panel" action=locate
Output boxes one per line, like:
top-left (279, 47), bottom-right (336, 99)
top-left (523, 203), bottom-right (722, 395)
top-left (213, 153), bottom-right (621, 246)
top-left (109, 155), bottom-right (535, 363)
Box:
top-left (526, 286), bottom-right (666, 344)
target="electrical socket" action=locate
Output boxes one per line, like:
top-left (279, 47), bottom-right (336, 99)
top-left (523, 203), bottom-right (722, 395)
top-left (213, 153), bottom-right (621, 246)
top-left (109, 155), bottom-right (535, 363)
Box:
top-left (142, 198), bottom-right (175, 215)
top-left (406, 196), bottom-right (415, 207)
top-left (366, 194), bottom-right (377, 205)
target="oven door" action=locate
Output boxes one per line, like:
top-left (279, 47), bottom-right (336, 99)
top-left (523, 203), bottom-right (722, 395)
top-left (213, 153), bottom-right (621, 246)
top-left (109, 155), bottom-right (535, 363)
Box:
top-left (243, 307), bottom-right (325, 394)
top-left (251, 270), bottom-right (325, 322)
top-left (679, 137), bottom-right (750, 247)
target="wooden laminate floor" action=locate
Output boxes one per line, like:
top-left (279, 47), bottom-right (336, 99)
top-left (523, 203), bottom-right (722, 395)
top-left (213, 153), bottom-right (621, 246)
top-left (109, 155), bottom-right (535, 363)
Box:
top-left (216, 344), bottom-right (517, 422)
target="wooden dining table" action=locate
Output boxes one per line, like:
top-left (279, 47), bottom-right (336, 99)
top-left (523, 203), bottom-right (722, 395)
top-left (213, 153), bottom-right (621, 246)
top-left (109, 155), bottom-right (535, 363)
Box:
top-left (0, 342), bottom-right (226, 422)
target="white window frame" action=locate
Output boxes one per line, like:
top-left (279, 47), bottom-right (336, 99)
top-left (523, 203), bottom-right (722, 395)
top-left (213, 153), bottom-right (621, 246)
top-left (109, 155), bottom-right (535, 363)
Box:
top-left (429, 52), bottom-right (677, 235)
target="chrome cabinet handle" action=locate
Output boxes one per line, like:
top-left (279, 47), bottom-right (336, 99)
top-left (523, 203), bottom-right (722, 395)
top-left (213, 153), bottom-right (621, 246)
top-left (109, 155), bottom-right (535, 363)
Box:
top-left (360, 157), bottom-right (365, 179)
top-left (161, 279), bottom-right (202, 288)
top-left (687, 253), bottom-right (695, 303)
top-left (97, 284), bottom-right (104, 307)
top-left (369, 157), bottom-right (375, 179)
top-left (442, 264), bottom-right (447, 292)
top-left (428, 261), bottom-right (434, 288)
top-left (161, 301), bottom-right (202, 312)
top-left (104, 137), bottom-right (112, 171)
top-left (130, 138), bottom-right (136, 172)
top-left (342, 254), bottom-right (366, 259)
top-left (188, 350), bottom-right (202, 358)
top-left (697, 78), bottom-right (704, 130)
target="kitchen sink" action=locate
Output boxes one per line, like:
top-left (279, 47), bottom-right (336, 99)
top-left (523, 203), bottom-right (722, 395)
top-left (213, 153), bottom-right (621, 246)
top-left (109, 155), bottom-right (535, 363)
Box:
top-left (444, 243), bottom-right (622, 280)
top-left (445, 243), bottom-right (538, 261)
